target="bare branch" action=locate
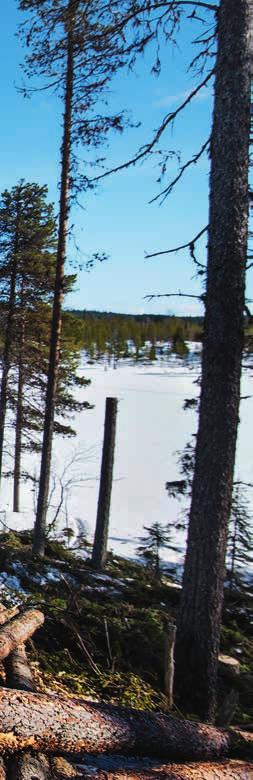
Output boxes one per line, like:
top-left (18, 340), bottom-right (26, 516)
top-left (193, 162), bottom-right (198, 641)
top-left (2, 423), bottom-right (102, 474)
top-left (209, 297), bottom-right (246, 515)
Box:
top-left (91, 70), bottom-right (214, 184)
top-left (145, 225), bottom-right (208, 258)
top-left (149, 138), bottom-right (210, 204)
top-left (144, 291), bottom-right (205, 302)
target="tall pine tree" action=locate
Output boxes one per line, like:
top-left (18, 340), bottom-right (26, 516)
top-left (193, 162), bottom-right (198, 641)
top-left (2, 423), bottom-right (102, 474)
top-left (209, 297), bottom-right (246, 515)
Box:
top-left (19, 0), bottom-right (130, 555)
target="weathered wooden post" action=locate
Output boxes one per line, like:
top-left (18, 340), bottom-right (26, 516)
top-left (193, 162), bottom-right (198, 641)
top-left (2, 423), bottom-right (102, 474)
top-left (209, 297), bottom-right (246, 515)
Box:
top-left (164, 621), bottom-right (177, 710)
top-left (92, 397), bottom-right (118, 570)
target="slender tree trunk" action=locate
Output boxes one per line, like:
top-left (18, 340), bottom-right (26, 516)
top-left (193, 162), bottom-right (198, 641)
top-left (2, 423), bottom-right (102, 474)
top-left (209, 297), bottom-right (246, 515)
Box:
top-left (0, 205), bottom-right (20, 488)
top-left (175, 0), bottom-right (252, 722)
top-left (33, 1), bottom-right (75, 556)
top-left (92, 397), bottom-right (118, 569)
top-left (13, 304), bottom-right (25, 512)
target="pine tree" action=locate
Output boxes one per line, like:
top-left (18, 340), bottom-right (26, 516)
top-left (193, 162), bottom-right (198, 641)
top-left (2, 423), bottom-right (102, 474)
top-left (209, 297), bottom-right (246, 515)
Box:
top-left (19, 0), bottom-right (129, 555)
top-left (0, 181), bottom-right (56, 497)
top-left (137, 521), bottom-right (180, 580)
top-left (226, 484), bottom-right (253, 591)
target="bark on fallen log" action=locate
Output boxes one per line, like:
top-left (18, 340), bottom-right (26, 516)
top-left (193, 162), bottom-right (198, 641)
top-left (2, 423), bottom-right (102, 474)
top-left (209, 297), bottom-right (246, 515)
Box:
top-left (0, 761), bottom-right (5, 780)
top-left (0, 606), bottom-right (19, 626)
top-left (0, 610), bottom-right (44, 661)
top-left (0, 690), bottom-right (250, 759)
top-left (8, 752), bottom-right (50, 780)
top-left (5, 643), bottom-right (36, 692)
top-left (68, 760), bottom-right (253, 780)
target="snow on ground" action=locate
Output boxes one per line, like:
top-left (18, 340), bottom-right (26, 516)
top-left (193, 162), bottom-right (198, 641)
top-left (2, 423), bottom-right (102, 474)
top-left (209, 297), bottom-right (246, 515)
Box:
top-left (1, 349), bottom-right (253, 571)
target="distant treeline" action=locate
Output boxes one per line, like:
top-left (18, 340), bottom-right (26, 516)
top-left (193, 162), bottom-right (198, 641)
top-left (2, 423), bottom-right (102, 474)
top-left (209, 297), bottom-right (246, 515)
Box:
top-left (67, 309), bottom-right (203, 360)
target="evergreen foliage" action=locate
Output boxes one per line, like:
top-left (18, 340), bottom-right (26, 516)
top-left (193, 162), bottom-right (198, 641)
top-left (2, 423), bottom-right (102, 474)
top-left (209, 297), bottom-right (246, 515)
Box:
top-left (226, 485), bottom-right (253, 590)
top-left (137, 521), bottom-right (181, 579)
top-left (70, 309), bottom-right (202, 362)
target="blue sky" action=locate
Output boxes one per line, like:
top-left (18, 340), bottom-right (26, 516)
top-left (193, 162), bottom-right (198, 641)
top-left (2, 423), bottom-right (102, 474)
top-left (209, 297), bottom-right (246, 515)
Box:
top-left (0, 3), bottom-right (224, 315)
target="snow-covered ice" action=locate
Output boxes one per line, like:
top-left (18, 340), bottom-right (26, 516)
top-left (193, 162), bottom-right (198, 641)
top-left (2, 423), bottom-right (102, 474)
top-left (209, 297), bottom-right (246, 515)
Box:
top-left (0, 351), bottom-right (252, 571)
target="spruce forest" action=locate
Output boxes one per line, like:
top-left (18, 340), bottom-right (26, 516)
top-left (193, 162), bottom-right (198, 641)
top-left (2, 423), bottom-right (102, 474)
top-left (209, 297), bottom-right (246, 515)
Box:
top-left (0, 1), bottom-right (251, 778)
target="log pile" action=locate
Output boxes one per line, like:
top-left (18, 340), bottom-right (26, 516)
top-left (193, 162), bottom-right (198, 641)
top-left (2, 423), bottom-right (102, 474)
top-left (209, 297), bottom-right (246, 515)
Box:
top-left (0, 604), bottom-right (251, 779)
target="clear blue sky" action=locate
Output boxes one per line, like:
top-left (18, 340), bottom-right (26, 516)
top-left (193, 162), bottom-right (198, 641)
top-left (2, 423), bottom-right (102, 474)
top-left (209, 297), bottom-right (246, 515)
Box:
top-left (1, 2), bottom-right (242, 316)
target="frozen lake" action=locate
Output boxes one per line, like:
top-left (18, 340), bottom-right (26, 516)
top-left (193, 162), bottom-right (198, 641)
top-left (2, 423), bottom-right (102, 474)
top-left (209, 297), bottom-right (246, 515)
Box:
top-left (2, 348), bottom-right (253, 568)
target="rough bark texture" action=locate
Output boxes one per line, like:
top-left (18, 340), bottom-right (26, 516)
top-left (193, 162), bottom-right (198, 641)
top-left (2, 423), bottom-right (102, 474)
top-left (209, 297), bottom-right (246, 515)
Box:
top-left (0, 610), bottom-right (44, 660)
top-left (175, 0), bottom-right (252, 722)
top-left (0, 606), bottom-right (19, 626)
top-left (0, 690), bottom-right (250, 758)
top-left (33, 0), bottom-right (74, 556)
top-left (92, 397), bottom-right (118, 569)
top-left (4, 643), bottom-right (36, 692)
top-left (8, 752), bottom-right (50, 780)
top-left (70, 760), bottom-right (253, 780)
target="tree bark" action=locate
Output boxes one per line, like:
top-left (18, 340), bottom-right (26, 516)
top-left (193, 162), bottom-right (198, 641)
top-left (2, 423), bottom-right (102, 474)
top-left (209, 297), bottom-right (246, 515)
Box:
top-left (0, 761), bottom-right (5, 780)
top-left (175, 0), bottom-right (252, 722)
top-left (4, 643), bottom-right (36, 692)
top-left (33, 0), bottom-right (75, 556)
top-left (92, 397), bottom-right (118, 569)
top-left (0, 605), bottom-right (19, 626)
top-left (8, 753), bottom-right (50, 780)
top-left (0, 689), bottom-right (250, 758)
top-left (67, 760), bottom-right (253, 780)
top-left (13, 304), bottom-right (25, 513)
top-left (0, 610), bottom-right (44, 661)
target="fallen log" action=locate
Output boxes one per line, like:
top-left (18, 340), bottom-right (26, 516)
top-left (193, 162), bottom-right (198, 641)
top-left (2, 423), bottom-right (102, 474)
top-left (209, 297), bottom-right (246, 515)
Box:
top-left (0, 690), bottom-right (250, 759)
top-left (0, 605), bottom-right (19, 626)
top-left (0, 610), bottom-right (44, 661)
top-left (0, 761), bottom-right (5, 780)
top-left (8, 752), bottom-right (50, 780)
top-left (68, 759), bottom-right (253, 780)
top-left (5, 643), bottom-right (36, 692)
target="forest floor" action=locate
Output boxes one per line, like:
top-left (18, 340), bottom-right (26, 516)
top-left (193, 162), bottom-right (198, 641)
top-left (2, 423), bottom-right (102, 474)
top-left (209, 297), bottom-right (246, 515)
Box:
top-left (0, 530), bottom-right (251, 726)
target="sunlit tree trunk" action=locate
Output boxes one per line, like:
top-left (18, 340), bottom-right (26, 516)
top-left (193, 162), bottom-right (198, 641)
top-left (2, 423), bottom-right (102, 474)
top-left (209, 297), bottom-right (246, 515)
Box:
top-left (33, 1), bottom-right (75, 556)
top-left (175, 0), bottom-right (252, 722)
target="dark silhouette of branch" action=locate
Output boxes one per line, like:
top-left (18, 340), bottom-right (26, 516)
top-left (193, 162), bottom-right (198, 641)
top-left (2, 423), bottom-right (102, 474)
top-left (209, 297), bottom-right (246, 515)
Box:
top-left (144, 291), bottom-right (205, 302)
top-left (149, 138), bottom-right (210, 204)
top-left (91, 71), bottom-right (214, 184)
top-left (145, 226), bottom-right (208, 268)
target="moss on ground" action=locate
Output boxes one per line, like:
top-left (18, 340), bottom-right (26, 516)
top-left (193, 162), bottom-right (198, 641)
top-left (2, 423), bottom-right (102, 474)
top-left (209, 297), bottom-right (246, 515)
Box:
top-left (0, 531), bottom-right (251, 722)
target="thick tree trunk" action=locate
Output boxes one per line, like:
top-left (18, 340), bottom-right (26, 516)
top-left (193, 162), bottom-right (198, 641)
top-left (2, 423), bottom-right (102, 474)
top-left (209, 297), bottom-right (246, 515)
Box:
top-left (0, 609), bottom-right (44, 660)
top-left (13, 311), bottom-right (25, 513)
top-left (33, 0), bottom-right (75, 556)
top-left (69, 760), bottom-right (253, 780)
top-left (0, 689), bottom-right (250, 758)
top-left (92, 397), bottom-right (118, 569)
top-left (5, 643), bottom-right (36, 692)
top-left (175, 0), bottom-right (252, 722)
